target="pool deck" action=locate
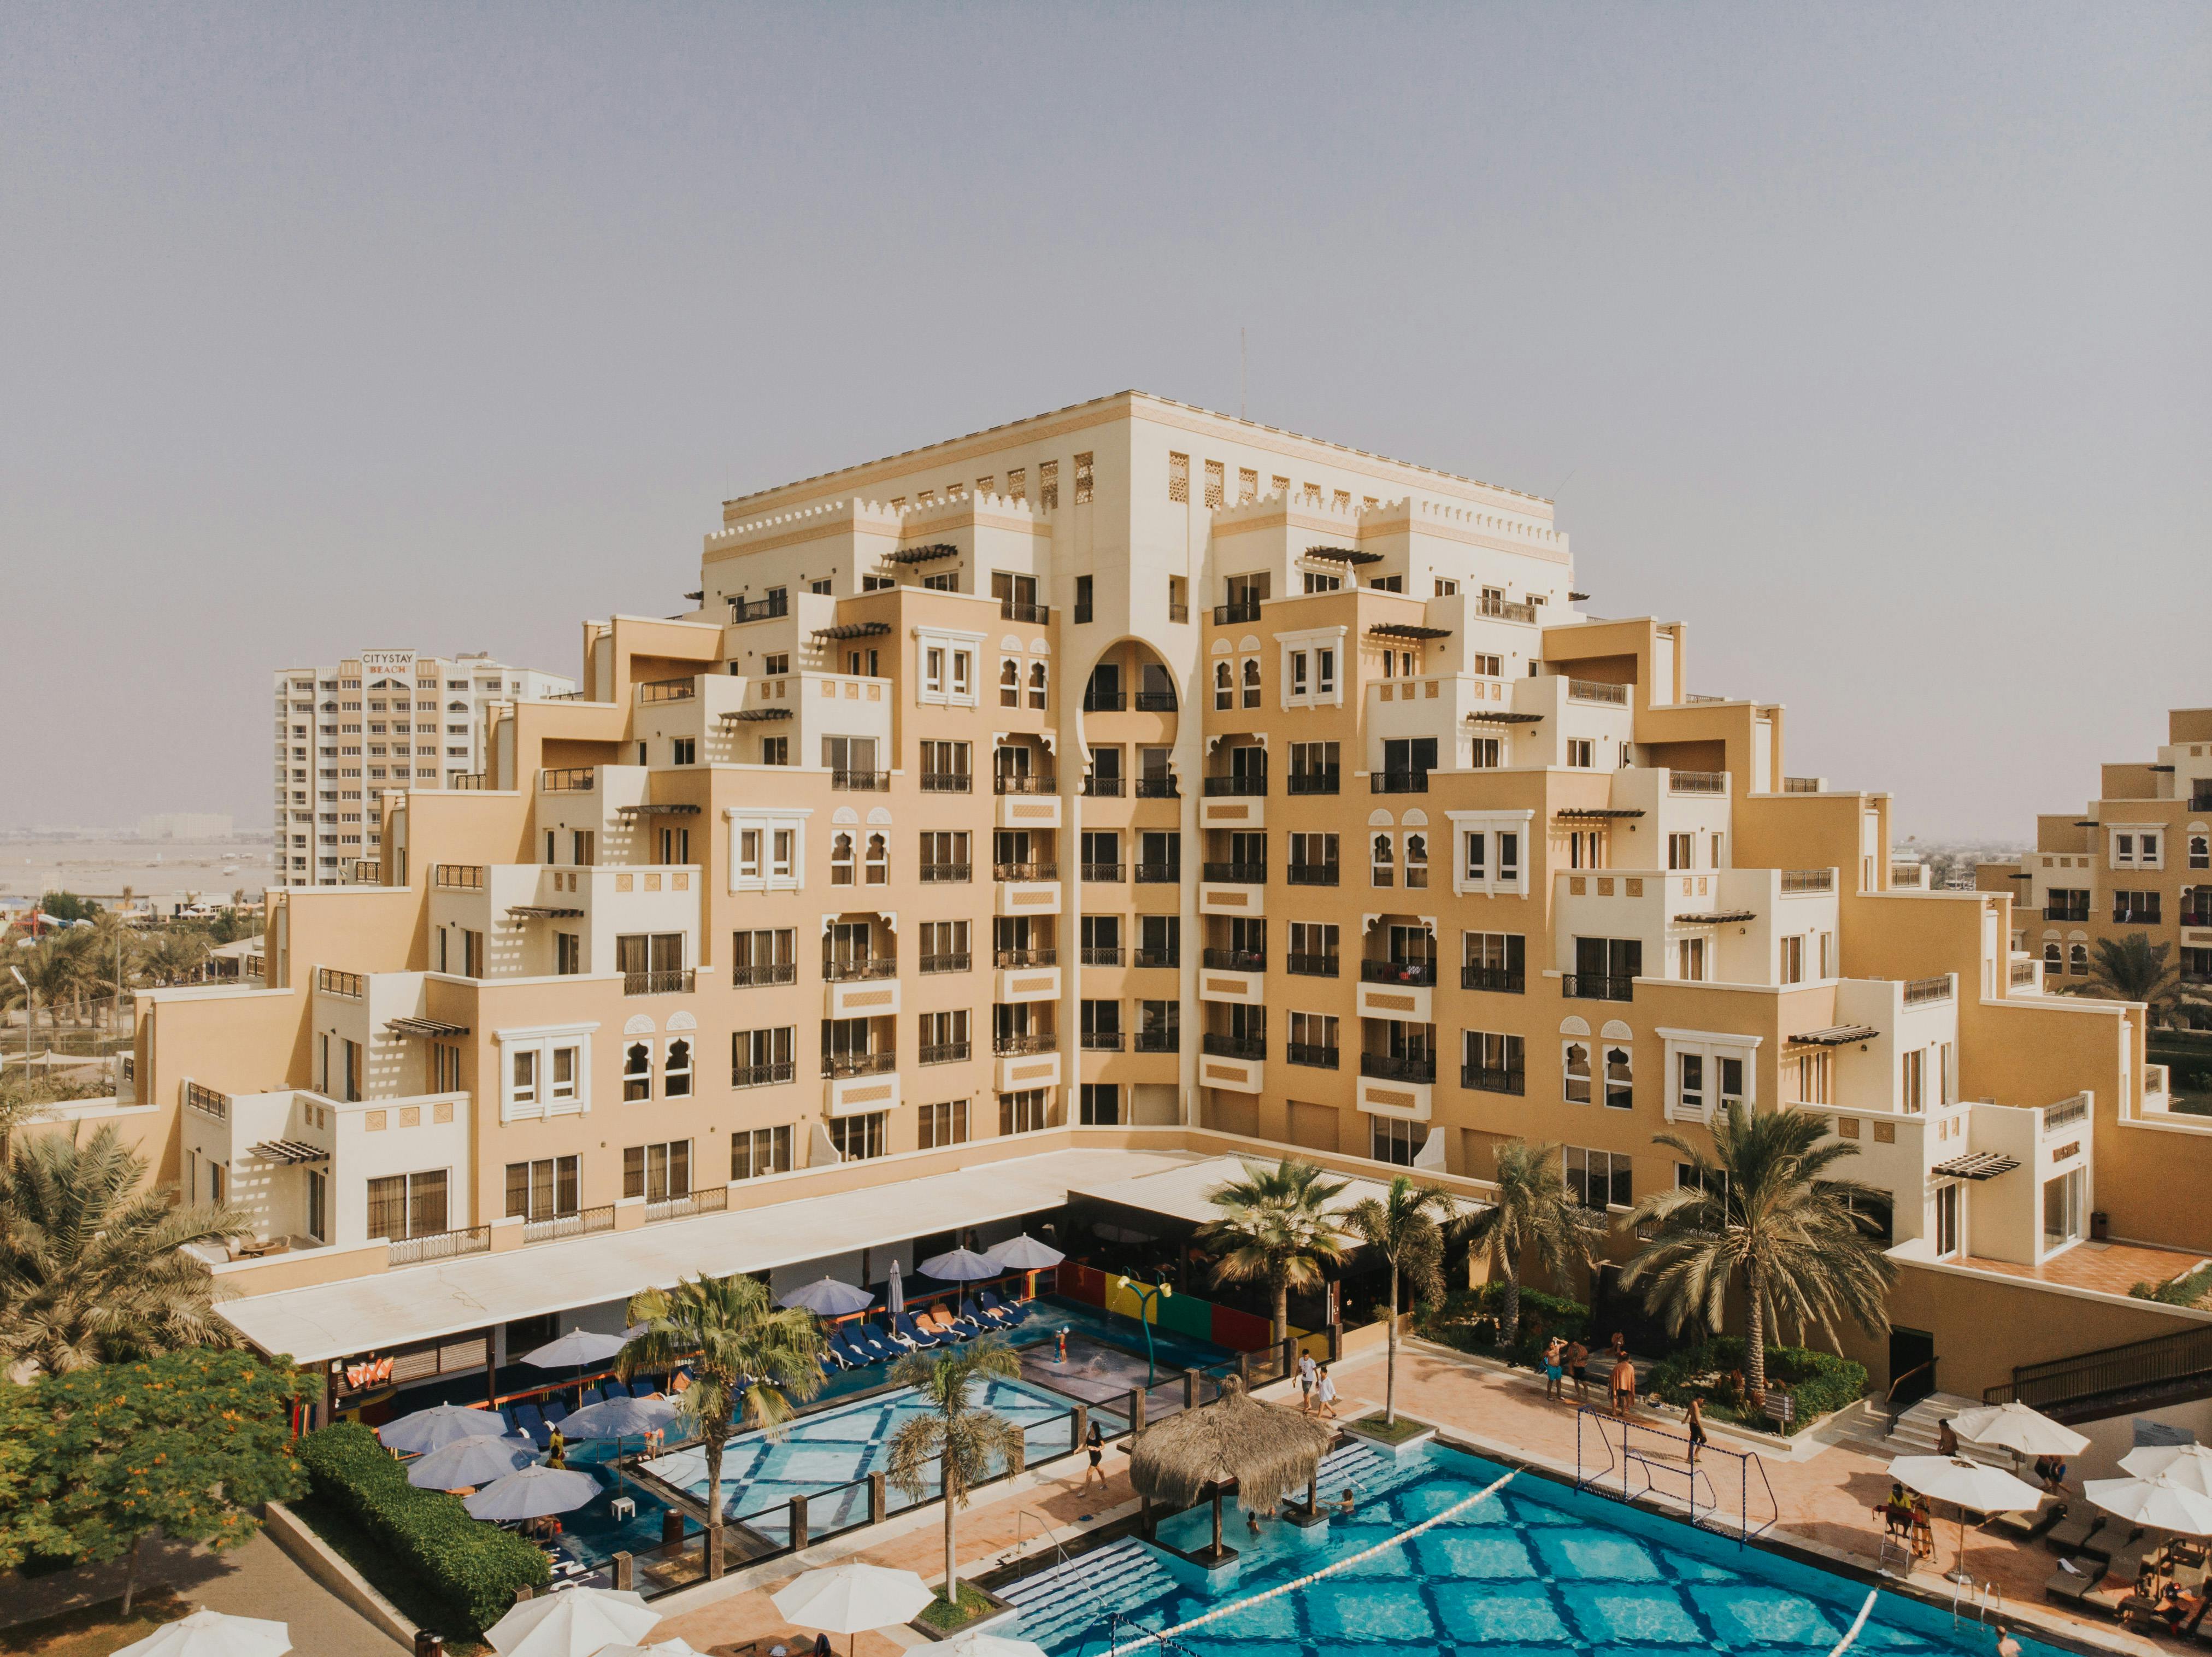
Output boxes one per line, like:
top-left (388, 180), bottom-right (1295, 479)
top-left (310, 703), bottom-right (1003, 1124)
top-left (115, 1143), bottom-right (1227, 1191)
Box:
top-left (651, 1336), bottom-right (2165, 1657)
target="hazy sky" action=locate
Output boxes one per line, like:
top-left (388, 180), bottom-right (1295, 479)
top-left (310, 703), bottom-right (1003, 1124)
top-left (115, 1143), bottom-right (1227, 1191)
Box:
top-left (5, 2), bottom-right (2205, 839)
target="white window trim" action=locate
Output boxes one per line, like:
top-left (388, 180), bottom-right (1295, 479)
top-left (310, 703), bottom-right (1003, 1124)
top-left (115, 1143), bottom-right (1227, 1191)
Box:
top-left (495, 1021), bottom-right (598, 1123)
top-left (1655, 1027), bottom-right (1762, 1123)
top-left (726, 806), bottom-right (813, 892)
top-left (1448, 810), bottom-right (1536, 898)
top-left (911, 626), bottom-right (986, 708)
top-left (1275, 625), bottom-right (1349, 710)
top-left (2108, 824), bottom-right (2163, 871)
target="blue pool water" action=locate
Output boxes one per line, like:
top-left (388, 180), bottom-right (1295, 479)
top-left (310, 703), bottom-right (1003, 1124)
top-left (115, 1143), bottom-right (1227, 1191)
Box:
top-left (1022, 1442), bottom-right (2069, 1657)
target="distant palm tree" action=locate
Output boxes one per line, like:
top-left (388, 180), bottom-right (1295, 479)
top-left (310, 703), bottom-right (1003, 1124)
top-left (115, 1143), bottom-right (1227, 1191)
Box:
top-left (617, 1273), bottom-right (824, 1578)
top-left (1623, 1106), bottom-right (1895, 1403)
top-left (1198, 1158), bottom-right (1350, 1347)
top-left (884, 1337), bottom-right (1027, 1600)
top-left (0, 1124), bottom-right (246, 1376)
top-left (2069, 933), bottom-right (2208, 1026)
top-left (1464, 1141), bottom-right (1607, 1349)
top-left (1345, 1174), bottom-right (1462, 1425)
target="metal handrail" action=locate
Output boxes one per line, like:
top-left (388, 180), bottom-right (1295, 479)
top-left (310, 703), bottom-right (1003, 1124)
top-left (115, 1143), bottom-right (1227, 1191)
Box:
top-left (1011, 1509), bottom-right (1072, 1580)
top-left (1985, 1323), bottom-right (2212, 1411)
top-left (1885, 1358), bottom-right (1938, 1432)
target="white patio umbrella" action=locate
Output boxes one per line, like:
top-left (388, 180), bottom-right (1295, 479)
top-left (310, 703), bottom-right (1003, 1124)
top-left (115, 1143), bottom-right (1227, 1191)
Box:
top-left (772, 1562), bottom-right (933, 1657)
top-left (919, 1248), bottom-right (998, 1319)
top-left (780, 1276), bottom-right (876, 1316)
top-left (1890, 1455), bottom-right (2045, 1584)
top-left (111, 1607), bottom-right (291, 1657)
top-left (485, 1587), bottom-right (660, 1657)
top-left (2123, 1443), bottom-right (2212, 1494)
top-left (521, 1328), bottom-right (629, 1369)
top-left (464, 1463), bottom-right (605, 1522)
top-left (376, 1401), bottom-right (511, 1456)
top-left (407, 1431), bottom-right (538, 1491)
top-left (563, 1393), bottom-right (679, 1441)
top-left (2086, 1473), bottom-right (2212, 1536)
top-left (1946, 1401), bottom-right (2089, 1462)
top-left (986, 1234), bottom-right (1066, 1270)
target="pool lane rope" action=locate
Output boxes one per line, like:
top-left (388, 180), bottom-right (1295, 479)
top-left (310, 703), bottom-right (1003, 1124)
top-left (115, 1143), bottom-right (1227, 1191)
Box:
top-left (1825, 1590), bottom-right (1879, 1657)
top-left (1097, 1467), bottom-right (1519, 1657)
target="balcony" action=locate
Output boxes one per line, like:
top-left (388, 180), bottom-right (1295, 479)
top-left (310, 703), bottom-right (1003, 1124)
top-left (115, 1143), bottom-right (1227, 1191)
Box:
top-left (919, 1041), bottom-right (972, 1065)
top-left (1286, 1043), bottom-right (1338, 1069)
top-left (1082, 861), bottom-right (1126, 882)
top-left (1782, 777), bottom-right (1824, 793)
top-left (1567, 679), bottom-right (1629, 706)
top-left (1360, 1052), bottom-right (1436, 1084)
top-left (732, 1061), bottom-right (796, 1088)
top-left (733, 962), bottom-right (797, 988)
top-left (2191, 791), bottom-right (2212, 812)
top-left (995, 773), bottom-right (1057, 794)
top-left (623, 968), bottom-right (696, 996)
top-left (1476, 595), bottom-right (1538, 623)
top-left (822, 1051), bottom-right (897, 1080)
top-left (1133, 947), bottom-right (1180, 969)
top-left (1370, 770), bottom-right (1429, 794)
top-left (2043, 1094), bottom-right (2090, 1133)
top-left (730, 594), bottom-right (790, 623)
top-left (1169, 602), bottom-right (1190, 624)
top-left (185, 1082), bottom-right (231, 1121)
top-left (1562, 974), bottom-right (1634, 1002)
top-left (1286, 863), bottom-right (1340, 886)
top-left (2044, 903), bottom-right (2090, 922)
top-left (1903, 976), bottom-right (1953, 1005)
top-left (1134, 1029), bottom-right (1180, 1053)
top-left (1461, 964), bottom-right (1526, 994)
top-left (2180, 907), bottom-right (2212, 929)
top-left (434, 864), bottom-right (486, 890)
top-left (1134, 862), bottom-right (1181, 884)
top-left (919, 862), bottom-right (972, 884)
top-left (1084, 777), bottom-right (1126, 797)
top-left (540, 767), bottom-right (596, 792)
top-left (1134, 691), bottom-right (1179, 713)
top-left (2010, 959), bottom-right (2038, 988)
top-left (1134, 776), bottom-right (1180, 798)
top-left (646, 1186), bottom-right (731, 1224)
top-left (1361, 959), bottom-right (1436, 986)
top-left (921, 771), bottom-right (973, 794)
top-left (1668, 770), bottom-right (1726, 795)
top-left (994, 948), bottom-right (1058, 969)
top-left (823, 957), bottom-right (897, 982)
top-left (1001, 600), bottom-right (1051, 624)
top-left (524, 1204), bottom-right (615, 1245)
top-left (1081, 1030), bottom-right (1125, 1051)
top-left (1286, 953), bottom-right (1339, 978)
top-left (831, 769), bottom-right (891, 791)
top-left (1286, 769), bottom-right (1340, 796)
top-left (1204, 775), bottom-right (1267, 797)
top-left (1202, 1033), bottom-right (1266, 1061)
top-left (1214, 600), bottom-right (1262, 625)
top-left (1201, 861), bottom-right (1266, 883)
top-left (1081, 946), bottom-right (1124, 966)
top-left (316, 968), bottom-right (364, 998)
top-left (636, 678), bottom-right (696, 705)
top-left (993, 1033), bottom-right (1058, 1056)
top-left (1203, 948), bottom-right (1266, 972)
top-left (389, 1225), bottom-right (491, 1269)
top-left (1462, 1065), bottom-right (1526, 1095)
top-left (1780, 868), bottom-right (1836, 893)
top-left (919, 951), bottom-right (972, 974)
top-left (1082, 690), bottom-right (1126, 713)
top-left (994, 862), bottom-right (1060, 882)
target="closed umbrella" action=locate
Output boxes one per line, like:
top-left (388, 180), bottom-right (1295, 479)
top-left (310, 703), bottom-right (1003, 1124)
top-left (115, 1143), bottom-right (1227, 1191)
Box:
top-left (376, 1402), bottom-right (509, 1456)
top-left (407, 1432), bottom-right (538, 1491)
top-left (773, 1562), bottom-right (933, 1657)
top-left (919, 1247), bottom-right (998, 1319)
top-left (986, 1235), bottom-right (1065, 1270)
top-left (2086, 1473), bottom-right (2212, 1536)
top-left (2122, 1443), bottom-right (2212, 1494)
top-left (1947, 1401), bottom-right (2089, 1463)
top-left (464, 1463), bottom-right (604, 1523)
top-left (1890, 1454), bottom-right (2045, 1584)
top-left (780, 1277), bottom-right (875, 1316)
top-left (485, 1587), bottom-right (659, 1657)
top-left (112, 1608), bottom-right (291, 1657)
top-left (887, 1258), bottom-right (904, 1319)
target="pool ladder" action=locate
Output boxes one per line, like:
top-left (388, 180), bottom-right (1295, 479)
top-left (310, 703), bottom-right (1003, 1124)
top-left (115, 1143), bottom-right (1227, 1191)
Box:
top-left (1011, 1508), bottom-right (1072, 1579)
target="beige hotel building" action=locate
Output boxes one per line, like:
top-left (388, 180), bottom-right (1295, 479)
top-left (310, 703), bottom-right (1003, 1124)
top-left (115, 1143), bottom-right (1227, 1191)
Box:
top-left (77, 392), bottom-right (2212, 1417)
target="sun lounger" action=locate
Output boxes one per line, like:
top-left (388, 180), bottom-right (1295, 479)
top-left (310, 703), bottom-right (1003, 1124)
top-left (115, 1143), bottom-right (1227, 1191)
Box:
top-left (630, 1379), bottom-right (658, 1398)
top-left (2044, 1560), bottom-right (2105, 1605)
top-left (856, 1326), bottom-right (897, 1362)
top-left (892, 1313), bottom-right (942, 1348)
top-left (839, 1331), bottom-right (878, 1366)
top-left (979, 1291), bottom-right (1031, 1325)
top-left (2080, 1523), bottom-right (2138, 1564)
top-left (921, 1308), bottom-right (972, 1340)
top-left (971, 1292), bottom-right (1015, 1326)
top-left (1986, 1496), bottom-right (2062, 1542)
top-left (2047, 1513), bottom-right (2105, 1554)
top-left (514, 1403), bottom-right (550, 1449)
top-left (542, 1398), bottom-right (570, 1426)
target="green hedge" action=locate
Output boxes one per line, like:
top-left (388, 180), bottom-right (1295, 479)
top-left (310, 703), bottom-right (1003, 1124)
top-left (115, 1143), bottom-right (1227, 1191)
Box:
top-left (2131, 1262), bottom-right (2212, 1306)
top-left (1419, 1283), bottom-right (1591, 1367)
top-left (297, 1423), bottom-right (549, 1635)
top-left (1644, 1337), bottom-right (1867, 1433)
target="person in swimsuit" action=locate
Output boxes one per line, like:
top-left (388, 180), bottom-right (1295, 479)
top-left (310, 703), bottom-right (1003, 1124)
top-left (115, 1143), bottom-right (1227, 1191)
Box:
top-left (1542, 1337), bottom-right (1566, 1401)
top-left (1566, 1340), bottom-right (1590, 1404)
top-left (1081, 1419), bottom-right (1106, 1490)
top-left (1685, 1395), bottom-right (1709, 1464)
top-left (1609, 1356), bottom-right (1636, 1418)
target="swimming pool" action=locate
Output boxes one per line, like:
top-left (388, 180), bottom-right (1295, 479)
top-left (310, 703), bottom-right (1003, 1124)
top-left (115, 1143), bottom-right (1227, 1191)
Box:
top-left (1007, 1439), bottom-right (2074, 1657)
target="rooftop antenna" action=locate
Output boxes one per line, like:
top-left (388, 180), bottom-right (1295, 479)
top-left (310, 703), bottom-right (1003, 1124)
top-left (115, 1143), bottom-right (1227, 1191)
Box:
top-left (1239, 327), bottom-right (1247, 419)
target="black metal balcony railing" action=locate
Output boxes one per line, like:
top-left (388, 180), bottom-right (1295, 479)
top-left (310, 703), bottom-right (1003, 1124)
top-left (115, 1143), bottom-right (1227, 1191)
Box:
top-left (831, 769), bottom-right (890, 791)
top-left (919, 862), bottom-right (972, 884)
top-left (1168, 603), bottom-right (1190, 623)
top-left (1201, 861), bottom-right (1266, 884)
top-left (1361, 1052), bottom-right (1437, 1083)
top-left (1370, 769), bottom-right (1430, 794)
top-left (1286, 769), bottom-right (1341, 795)
top-left (730, 594), bottom-right (790, 622)
top-left (1361, 958), bottom-right (1436, 986)
top-left (2042, 903), bottom-right (2090, 921)
top-left (2191, 791), bottom-right (2212, 812)
top-left (993, 1032), bottom-right (1058, 1055)
top-left (1133, 947), bottom-right (1180, 969)
top-left (1202, 1032), bottom-right (1266, 1061)
top-left (1081, 1030), bottom-right (1125, 1050)
top-left (1203, 774), bottom-right (1267, 797)
top-left (823, 957), bottom-right (896, 982)
top-left (732, 961), bottom-right (798, 988)
top-left (1286, 862), bottom-right (1339, 886)
top-left (1134, 776), bottom-right (1180, 798)
top-left (316, 967), bottom-right (364, 998)
top-left (1214, 600), bottom-right (1262, 625)
top-left (623, 968), bottom-right (696, 996)
top-left (822, 1051), bottom-right (897, 1079)
top-left (995, 772), bottom-right (1056, 794)
top-left (1285, 953), bottom-right (1339, 978)
top-left (994, 861), bottom-right (1059, 882)
top-left (919, 951), bottom-right (972, 974)
top-left (1134, 1028), bottom-right (1180, 1052)
top-left (1001, 600), bottom-right (1051, 624)
top-left (2180, 908), bottom-right (2212, 929)
top-left (1461, 964), bottom-right (1527, 994)
top-left (1081, 862), bottom-right (1126, 882)
top-left (732, 1060), bottom-right (796, 1089)
top-left (1286, 1042), bottom-right (1338, 1069)
top-left (1081, 947), bottom-right (1125, 966)
top-left (1203, 948), bottom-right (1265, 973)
top-left (1133, 691), bottom-right (1178, 712)
top-left (1084, 777), bottom-right (1126, 797)
top-left (1562, 973), bottom-right (1634, 1002)
top-left (995, 948), bottom-right (1058, 969)
top-left (1083, 690), bottom-right (1126, 712)
top-left (1462, 1065), bottom-right (1527, 1095)
top-left (919, 1041), bottom-right (971, 1065)
top-left (920, 771), bottom-right (973, 794)
top-left (636, 677), bottom-right (697, 705)
top-left (540, 767), bottom-right (597, 793)
top-left (1134, 861), bottom-right (1181, 884)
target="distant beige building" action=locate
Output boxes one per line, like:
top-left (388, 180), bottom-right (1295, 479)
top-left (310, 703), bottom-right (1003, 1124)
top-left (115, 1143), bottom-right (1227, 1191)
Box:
top-left (69, 392), bottom-right (2209, 1424)
top-left (137, 812), bottom-right (234, 841)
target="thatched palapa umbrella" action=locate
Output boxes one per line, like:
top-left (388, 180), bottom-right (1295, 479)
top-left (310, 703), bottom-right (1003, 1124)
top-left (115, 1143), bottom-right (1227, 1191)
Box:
top-left (1126, 1375), bottom-right (1333, 1561)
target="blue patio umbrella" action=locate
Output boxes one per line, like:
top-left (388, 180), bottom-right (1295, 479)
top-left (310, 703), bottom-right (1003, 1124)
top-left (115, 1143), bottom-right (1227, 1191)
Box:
top-left (779, 1277), bottom-right (875, 1317)
top-left (464, 1463), bottom-right (604, 1523)
top-left (407, 1432), bottom-right (538, 1491)
top-left (376, 1403), bottom-right (510, 1457)
top-left (919, 1247), bottom-right (998, 1319)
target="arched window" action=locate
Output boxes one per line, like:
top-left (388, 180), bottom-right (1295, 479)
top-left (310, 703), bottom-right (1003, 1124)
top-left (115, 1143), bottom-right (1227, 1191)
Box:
top-left (1604, 1046), bottom-right (1634, 1111)
top-left (864, 833), bottom-right (889, 884)
top-left (830, 832), bottom-right (855, 885)
top-left (1370, 833), bottom-right (1395, 888)
top-left (1404, 833), bottom-right (1428, 890)
top-left (623, 1041), bottom-right (652, 1102)
top-left (2191, 834), bottom-right (2209, 870)
top-left (2069, 943), bottom-right (2089, 975)
top-left (664, 1038), bottom-right (692, 1098)
top-left (1214, 661), bottom-right (1233, 709)
top-left (1563, 1042), bottom-right (1592, 1104)
top-left (1241, 657), bottom-right (1261, 708)
top-left (1028, 660), bottom-right (1048, 709)
top-left (2043, 941), bottom-right (2062, 973)
top-left (999, 659), bottom-right (1019, 708)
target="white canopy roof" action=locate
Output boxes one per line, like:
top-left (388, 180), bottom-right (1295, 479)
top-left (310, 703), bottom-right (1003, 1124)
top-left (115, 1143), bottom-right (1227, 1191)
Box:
top-left (1066, 1153), bottom-right (1480, 1227)
top-left (219, 1148), bottom-right (1196, 1363)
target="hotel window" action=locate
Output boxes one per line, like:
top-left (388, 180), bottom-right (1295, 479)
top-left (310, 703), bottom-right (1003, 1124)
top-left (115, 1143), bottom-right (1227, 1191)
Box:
top-left (1567, 739), bottom-right (1596, 768)
top-left (664, 1037), bottom-right (693, 1098)
top-left (1001, 1089), bottom-right (1051, 1135)
top-left (505, 1156), bottom-right (580, 1222)
top-left (1074, 452), bottom-right (1093, 504)
top-left (1668, 833), bottom-right (1693, 870)
top-left (1676, 937), bottom-right (1707, 981)
top-left (671, 737), bottom-right (697, 766)
top-left (1287, 1012), bottom-right (1338, 1066)
top-left (1238, 467), bottom-right (1257, 503)
top-left (658, 826), bottom-right (691, 864)
top-left (432, 1042), bottom-right (462, 1092)
top-left (511, 1048), bottom-right (538, 1107)
top-left (622, 1041), bottom-right (652, 1102)
top-left (1469, 737), bottom-right (1501, 768)
top-left (1370, 833), bottom-right (1394, 888)
top-left (1934, 1182), bottom-right (1960, 1256)
top-left (366, 1170), bottom-right (448, 1241)
top-left (1203, 458), bottom-right (1225, 508)
top-left (1405, 834), bottom-right (1428, 889)
top-left (1563, 1042), bottom-right (1592, 1104)
top-left (2191, 834), bottom-right (2208, 869)
top-left (547, 1044), bottom-right (579, 1105)
top-left (2069, 942), bottom-right (2089, 975)
top-left (1372, 1117), bottom-right (1428, 1167)
top-left (2114, 890), bottom-right (2161, 924)
top-left (1902, 1048), bottom-right (1925, 1114)
top-left (1303, 569), bottom-right (1341, 594)
top-left (2043, 941), bottom-right (2062, 974)
top-left (1006, 466), bottom-right (1025, 500)
top-left (829, 1111), bottom-right (887, 1160)
top-left (1603, 1045), bottom-right (1634, 1111)
top-left (1079, 1084), bottom-right (1121, 1125)
top-left (1214, 661), bottom-right (1233, 709)
top-left (1168, 451), bottom-right (1189, 503)
top-left (1028, 660), bottom-right (1048, 709)
top-left (919, 1009), bottom-right (969, 1062)
top-left (734, 1026), bottom-right (795, 1086)
top-left (830, 832), bottom-right (855, 885)
top-left (1291, 651), bottom-right (1308, 695)
top-left (1678, 1054), bottom-right (1704, 1117)
top-left (1001, 659), bottom-right (1020, 707)
top-left (919, 1098), bottom-right (970, 1148)
top-left (1316, 648), bottom-right (1335, 695)
top-left (623, 1140), bottom-right (691, 1202)
top-left (732, 1125), bottom-right (793, 1180)
top-left (1780, 935), bottom-right (1806, 984)
top-left (1565, 1147), bottom-right (1631, 1211)
top-left (1239, 657), bottom-right (1259, 708)
top-left (1789, 1049), bottom-right (1832, 1105)
top-left (866, 833), bottom-right (889, 884)
top-left (1039, 459), bottom-right (1058, 509)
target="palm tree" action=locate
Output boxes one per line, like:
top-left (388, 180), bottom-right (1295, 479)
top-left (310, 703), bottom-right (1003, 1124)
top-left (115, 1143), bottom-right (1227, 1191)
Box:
top-left (1622, 1106), bottom-right (1896, 1403)
top-left (884, 1336), bottom-right (1027, 1603)
top-left (617, 1273), bottom-right (825, 1577)
top-left (0, 1124), bottom-right (246, 1376)
top-left (2068, 933), bottom-right (2208, 1026)
top-left (1463, 1140), bottom-right (1607, 1349)
top-left (1345, 1174), bottom-right (1461, 1426)
top-left (1197, 1158), bottom-right (1350, 1347)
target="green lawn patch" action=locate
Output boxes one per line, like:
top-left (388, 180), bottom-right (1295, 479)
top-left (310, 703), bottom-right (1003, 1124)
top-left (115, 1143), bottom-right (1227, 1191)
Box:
top-left (0, 1590), bottom-right (190, 1657)
top-left (917, 1583), bottom-right (1003, 1634)
top-left (1351, 1413), bottom-right (1433, 1443)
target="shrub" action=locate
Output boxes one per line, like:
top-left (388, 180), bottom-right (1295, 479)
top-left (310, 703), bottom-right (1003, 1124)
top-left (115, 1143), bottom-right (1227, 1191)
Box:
top-left (1418, 1283), bottom-right (1591, 1367)
top-left (2131, 1263), bottom-right (2212, 1307)
top-left (296, 1423), bottom-right (548, 1635)
top-left (1644, 1337), bottom-right (1867, 1432)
